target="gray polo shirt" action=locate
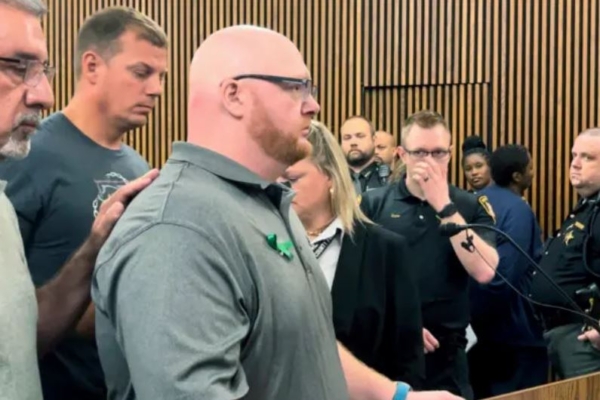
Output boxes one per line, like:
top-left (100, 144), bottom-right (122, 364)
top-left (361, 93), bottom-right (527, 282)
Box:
top-left (0, 181), bottom-right (42, 400)
top-left (92, 142), bottom-right (348, 400)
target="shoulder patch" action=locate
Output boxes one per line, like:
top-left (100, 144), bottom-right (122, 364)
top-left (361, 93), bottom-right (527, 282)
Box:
top-left (478, 195), bottom-right (496, 223)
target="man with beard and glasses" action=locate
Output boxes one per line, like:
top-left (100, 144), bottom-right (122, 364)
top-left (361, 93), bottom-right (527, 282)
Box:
top-left (0, 7), bottom-right (168, 400)
top-left (91, 25), bottom-right (463, 400)
top-left (0, 1), bottom-right (157, 399)
top-left (341, 115), bottom-right (389, 193)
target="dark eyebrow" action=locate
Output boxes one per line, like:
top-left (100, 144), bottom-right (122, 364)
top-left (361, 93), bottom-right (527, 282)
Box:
top-left (128, 62), bottom-right (153, 69)
top-left (577, 152), bottom-right (596, 157)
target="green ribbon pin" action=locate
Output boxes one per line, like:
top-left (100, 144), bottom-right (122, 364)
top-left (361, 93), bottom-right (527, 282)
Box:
top-left (266, 233), bottom-right (294, 260)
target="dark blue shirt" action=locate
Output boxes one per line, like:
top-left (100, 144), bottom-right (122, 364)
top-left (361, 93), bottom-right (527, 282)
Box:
top-left (0, 112), bottom-right (149, 398)
top-left (470, 185), bottom-right (545, 346)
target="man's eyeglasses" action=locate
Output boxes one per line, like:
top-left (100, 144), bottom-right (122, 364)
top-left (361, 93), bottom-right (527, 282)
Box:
top-left (405, 149), bottom-right (451, 159)
top-left (0, 56), bottom-right (56, 87)
top-left (232, 74), bottom-right (318, 101)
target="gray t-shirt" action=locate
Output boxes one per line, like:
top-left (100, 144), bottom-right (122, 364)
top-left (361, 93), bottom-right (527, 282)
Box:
top-left (0, 112), bottom-right (150, 395)
top-left (0, 182), bottom-right (42, 400)
top-left (92, 142), bottom-right (349, 400)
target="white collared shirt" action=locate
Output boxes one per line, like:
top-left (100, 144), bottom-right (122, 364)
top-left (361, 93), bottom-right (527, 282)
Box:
top-left (310, 218), bottom-right (344, 290)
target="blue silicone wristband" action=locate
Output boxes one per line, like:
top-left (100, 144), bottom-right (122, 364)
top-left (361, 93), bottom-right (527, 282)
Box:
top-left (392, 382), bottom-right (411, 400)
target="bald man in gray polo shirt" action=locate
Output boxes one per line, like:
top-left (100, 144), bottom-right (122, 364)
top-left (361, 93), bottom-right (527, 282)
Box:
top-left (92, 25), bottom-right (462, 400)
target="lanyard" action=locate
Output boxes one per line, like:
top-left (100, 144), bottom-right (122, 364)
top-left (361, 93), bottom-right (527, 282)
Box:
top-left (312, 236), bottom-right (336, 259)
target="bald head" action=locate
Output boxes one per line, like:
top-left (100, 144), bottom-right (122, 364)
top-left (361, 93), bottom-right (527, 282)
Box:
top-left (186, 25), bottom-right (320, 182)
top-left (374, 130), bottom-right (396, 166)
top-left (189, 25), bottom-right (307, 99)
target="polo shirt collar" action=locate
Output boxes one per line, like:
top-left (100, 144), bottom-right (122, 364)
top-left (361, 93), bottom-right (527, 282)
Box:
top-left (170, 142), bottom-right (283, 189)
top-left (352, 161), bottom-right (378, 178)
top-left (168, 142), bottom-right (292, 206)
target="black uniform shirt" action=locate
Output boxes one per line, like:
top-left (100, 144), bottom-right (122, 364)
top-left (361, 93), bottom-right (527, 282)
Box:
top-left (360, 177), bottom-right (496, 334)
top-left (530, 196), bottom-right (600, 308)
top-left (349, 162), bottom-right (388, 194)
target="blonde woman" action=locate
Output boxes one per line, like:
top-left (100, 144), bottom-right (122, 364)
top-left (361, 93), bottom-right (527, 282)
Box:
top-left (283, 120), bottom-right (425, 388)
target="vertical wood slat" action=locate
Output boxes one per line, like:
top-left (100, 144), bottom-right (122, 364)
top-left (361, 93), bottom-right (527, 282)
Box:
top-left (42, 0), bottom-right (600, 236)
top-left (44, 0), bottom-right (362, 167)
top-left (363, 0), bottom-right (600, 236)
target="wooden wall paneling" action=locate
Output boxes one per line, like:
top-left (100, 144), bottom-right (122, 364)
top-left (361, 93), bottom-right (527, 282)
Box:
top-left (42, 0), bottom-right (600, 235)
top-left (44, 0), bottom-right (364, 167)
top-left (362, 0), bottom-right (600, 235)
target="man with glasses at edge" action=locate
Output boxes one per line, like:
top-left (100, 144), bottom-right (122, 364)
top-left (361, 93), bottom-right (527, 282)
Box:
top-left (0, 6), bottom-right (167, 399)
top-left (360, 110), bottom-right (499, 400)
top-left (0, 1), bottom-right (157, 399)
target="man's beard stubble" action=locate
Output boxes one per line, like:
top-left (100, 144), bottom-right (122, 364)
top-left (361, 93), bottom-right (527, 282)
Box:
top-left (249, 105), bottom-right (311, 167)
top-left (0, 113), bottom-right (40, 160)
top-left (346, 148), bottom-right (374, 169)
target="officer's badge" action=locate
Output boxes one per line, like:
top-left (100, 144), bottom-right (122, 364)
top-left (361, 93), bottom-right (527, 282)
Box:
top-left (478, 195), bottom-right (496, 223)
top-left (563, 230), bottom-right (575, 246)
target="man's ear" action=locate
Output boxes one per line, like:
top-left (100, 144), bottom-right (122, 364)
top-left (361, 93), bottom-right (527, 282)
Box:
top-left (397, 145), bottom-right (407, 163)
top-left (80, 51), bottom-right (102, 85)
top-left (512, 171), bottom-right (523, 184)
top-left (220, 79), bottom-right (245, 118)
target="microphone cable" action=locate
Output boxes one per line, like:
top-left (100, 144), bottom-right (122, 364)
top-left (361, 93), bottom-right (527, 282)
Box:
top-left (447, 223), bottom-right (600, 332)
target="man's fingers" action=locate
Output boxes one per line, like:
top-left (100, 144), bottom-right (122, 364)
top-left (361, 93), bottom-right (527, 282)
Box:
top-left (423, 329), bottom-right (440, 353)
top-left (94, 202), bottom-right (125, 239)
top-left (110, 169), bottom-right (159, 204)
top-left (100, 169), bottom-right (159, 213)
top-left (424, 329), bottom-right (440, 347)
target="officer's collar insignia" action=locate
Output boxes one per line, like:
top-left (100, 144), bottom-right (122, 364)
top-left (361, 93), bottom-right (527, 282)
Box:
top-left (564, 230), bottom-right (575, 246)
top-left (357, 194), bottom-right (362, 205)
top-left (477, 195), bottom-right (496, 223)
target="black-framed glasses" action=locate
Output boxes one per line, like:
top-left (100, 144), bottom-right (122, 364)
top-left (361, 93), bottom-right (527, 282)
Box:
top-left (232, 74), bottom-right (318, 101)
top-left (0, 56), bottom-right (56, 87)
top-left (405, 149), bottom-right (451, 159)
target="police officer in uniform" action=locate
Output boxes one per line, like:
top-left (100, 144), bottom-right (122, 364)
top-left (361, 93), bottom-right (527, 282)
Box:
top-left (531, 127), bottom-right (600, 379)
top-left (360, 110), bottom-right (499, 400)
top-left (340, 116), bottom-right (390, 193)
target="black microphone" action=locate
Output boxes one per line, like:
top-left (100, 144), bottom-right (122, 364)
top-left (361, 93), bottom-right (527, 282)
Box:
top-left (438, 222), bottom-right (600, 332)
top-left (439, 222), bottom-right (467, 237)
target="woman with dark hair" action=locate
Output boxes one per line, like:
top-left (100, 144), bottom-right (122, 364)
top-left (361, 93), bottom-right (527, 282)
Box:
top-left (462, 136), bottom-right (492, 192)
top-left (468, 144), bottom-right (548, 399)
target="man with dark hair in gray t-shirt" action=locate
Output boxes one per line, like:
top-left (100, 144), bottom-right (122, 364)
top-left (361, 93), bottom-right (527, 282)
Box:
top-left (0, 6), bottom-right (168, 400)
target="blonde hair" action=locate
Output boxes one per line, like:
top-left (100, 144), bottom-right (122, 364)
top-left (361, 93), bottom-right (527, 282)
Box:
top-left (389, 159), bottom-right (406, 183)
top-left (307, 121), bottom-right (371, 236)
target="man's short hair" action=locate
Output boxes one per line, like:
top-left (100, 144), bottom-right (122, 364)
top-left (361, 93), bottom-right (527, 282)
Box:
top-left (579, 127), bottom-right (600, 138)
top-left (490, 144), bottom-right (530, 187)
top-left (342, 115), bottom-right (376, 136)
top-left (0, 0), bottom-right (47, 17)
top-left (401, 110), bottom-right (449, 145)
top-left (75, 6), bottom-right (168, 78)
